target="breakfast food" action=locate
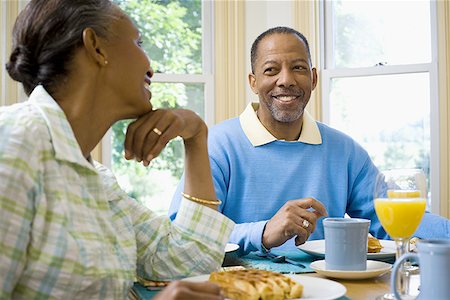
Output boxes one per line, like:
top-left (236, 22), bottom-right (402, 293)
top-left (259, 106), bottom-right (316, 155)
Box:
top-left (209, 269), bottom-right (303, 300)
top-left (137, 277), bottom-right (170, 291)
top-left (367, 236), bottom-right (383, 253)
top-left (409, 237), bottom-right (419, 252)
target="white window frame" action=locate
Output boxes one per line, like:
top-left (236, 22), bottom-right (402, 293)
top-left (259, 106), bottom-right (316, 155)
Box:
top-left (320, 1), bottom-right (441, 214)
top-left (101, 0), bottom-right (214, 169)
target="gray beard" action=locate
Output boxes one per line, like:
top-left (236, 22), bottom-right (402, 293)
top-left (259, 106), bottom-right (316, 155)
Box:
top-left (268, 104), bottom-right (304, 123)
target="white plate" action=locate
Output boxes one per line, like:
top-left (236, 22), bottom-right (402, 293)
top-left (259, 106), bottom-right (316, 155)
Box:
top-left (225, 243), bottom-right (239, 253)
top-left (297, 239), bottom-right (396, 259)
top-left (183, 274), bottom-right (346, 300)
top-left (310, 260), bottom-right (392, 280)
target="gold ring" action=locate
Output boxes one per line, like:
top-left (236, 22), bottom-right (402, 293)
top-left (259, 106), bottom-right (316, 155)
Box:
top-left (152, 127), bottom-right (162, 136)
top-left (302, 219), bottom-right (310, 229)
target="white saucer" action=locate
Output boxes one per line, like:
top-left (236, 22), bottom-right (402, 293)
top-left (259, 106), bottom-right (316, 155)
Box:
top-left (225, 243), bottom-right (239, 253)
top-left (310, 260), bottom-right (392, 280)
top-left (298, 239), bottom-right (397, 259)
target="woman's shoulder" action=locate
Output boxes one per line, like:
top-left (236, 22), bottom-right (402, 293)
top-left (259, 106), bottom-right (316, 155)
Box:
top-left (1, 101), bottom-right (46, 125)
top-left (0, 101), bottom-right (49, 144)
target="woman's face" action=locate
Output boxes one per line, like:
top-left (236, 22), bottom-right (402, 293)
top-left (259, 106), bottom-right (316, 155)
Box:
top-left (103, 9), bottom-right (153, 119)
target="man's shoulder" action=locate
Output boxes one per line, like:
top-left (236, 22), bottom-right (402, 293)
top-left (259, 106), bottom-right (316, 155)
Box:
top-left (208, 117), bottom-right (249, 158)
top-left (316, 122), bottom-right (369, 155)
top-left (316, 122), bottom-right (359, 144)
top-left (209, 117), bottom-right (242, 138)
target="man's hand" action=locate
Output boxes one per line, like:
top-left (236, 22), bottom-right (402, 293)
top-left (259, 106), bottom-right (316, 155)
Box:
top-left (153, 281), bottom-right (224, 300)
top-left (262, 198), bottom-right (328, 249)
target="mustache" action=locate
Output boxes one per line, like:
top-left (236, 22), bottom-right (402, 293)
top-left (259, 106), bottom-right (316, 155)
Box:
top-left (270, 88), bottom-right (304, 97)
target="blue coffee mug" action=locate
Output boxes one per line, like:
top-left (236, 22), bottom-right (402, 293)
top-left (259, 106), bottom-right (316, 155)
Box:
top-left (323, 218), bottom-right (370, 271)
top-left (391, 239), bottom-right (450, 300)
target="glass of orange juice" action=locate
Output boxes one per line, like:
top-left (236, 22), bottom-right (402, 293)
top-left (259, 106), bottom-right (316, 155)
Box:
top-left (373, 169), bottom-right (427, 300)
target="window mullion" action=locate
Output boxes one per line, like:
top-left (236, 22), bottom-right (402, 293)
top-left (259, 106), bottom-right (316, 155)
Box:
top-left (325, 63), bottom-right (433, 79)
top-left (152, 73), bottom-right (209, 83)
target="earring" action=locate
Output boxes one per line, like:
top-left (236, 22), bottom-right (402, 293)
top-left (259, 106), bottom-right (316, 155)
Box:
top-left (104, 60), bottom-right (109, 65)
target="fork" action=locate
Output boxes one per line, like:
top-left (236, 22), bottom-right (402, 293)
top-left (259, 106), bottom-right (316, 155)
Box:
top-left (265, 252), bottom-right (306, 269)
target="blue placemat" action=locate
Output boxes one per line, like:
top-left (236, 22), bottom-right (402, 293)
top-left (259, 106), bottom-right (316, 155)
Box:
top-left (131, 250), bottom-right (354, 299)
top-left (241, 250), bottom-right (317, 274)
top-left (132, 282), bottom-right (158, 300)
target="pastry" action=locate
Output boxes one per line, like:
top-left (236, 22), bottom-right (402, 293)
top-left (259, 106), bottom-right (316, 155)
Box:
top-left (209, 269), bottom-right (303, 300)
top-left (367, 236), bottom-right (383, 253)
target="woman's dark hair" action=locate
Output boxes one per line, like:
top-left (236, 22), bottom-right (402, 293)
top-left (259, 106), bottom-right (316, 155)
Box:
top-left (6, 0), bottom-right (117, 96)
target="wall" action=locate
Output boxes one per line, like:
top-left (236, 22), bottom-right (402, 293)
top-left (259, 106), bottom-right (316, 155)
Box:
top-left (244, 1), bottom-right (294, 104)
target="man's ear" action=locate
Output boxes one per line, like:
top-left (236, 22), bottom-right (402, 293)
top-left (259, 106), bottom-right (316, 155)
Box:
top-left (311, 67), bottom-right (318, 91)
top-left (82, 28), bottom-right (108, 67)
top-left (248, 73), bottom-right (258, 94)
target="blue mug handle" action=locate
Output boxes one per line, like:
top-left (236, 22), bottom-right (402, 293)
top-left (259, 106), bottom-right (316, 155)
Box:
top-left (391, 253), bottom-right (419, 300)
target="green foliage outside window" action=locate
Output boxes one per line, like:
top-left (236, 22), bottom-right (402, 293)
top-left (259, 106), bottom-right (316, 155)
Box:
top-left (111, 0), bottom-right (203, 211)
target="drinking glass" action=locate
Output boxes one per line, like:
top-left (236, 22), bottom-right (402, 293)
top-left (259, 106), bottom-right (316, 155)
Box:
top-left (373, 169), bottom-right (427, 300)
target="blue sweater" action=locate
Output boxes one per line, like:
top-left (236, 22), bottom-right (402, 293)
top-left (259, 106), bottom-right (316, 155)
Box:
top-left (169, 117), bottom-right (450, 255)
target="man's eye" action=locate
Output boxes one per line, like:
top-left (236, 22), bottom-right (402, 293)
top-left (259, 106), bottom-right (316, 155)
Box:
top-left (264, 68), bottom-right (274, 73)
top-left (294, 65), bottom-right (305, 70)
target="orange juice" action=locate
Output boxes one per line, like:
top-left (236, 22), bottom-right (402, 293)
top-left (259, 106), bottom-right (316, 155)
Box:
top-left (387, 190), bottom-right (421, 198)
top-left (374, 198), bottom-right (426, 238)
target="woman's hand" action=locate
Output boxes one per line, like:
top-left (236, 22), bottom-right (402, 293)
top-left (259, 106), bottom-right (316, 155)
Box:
top-left (124, 109), bottom-right (206, 166)
top-left (125, 107), bottom-right (217, 210)
top-left (153, 281), bottom-right (224, 300)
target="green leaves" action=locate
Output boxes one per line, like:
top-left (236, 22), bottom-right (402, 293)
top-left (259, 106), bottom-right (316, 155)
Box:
top-left (110, 0), bottom-right (203, 202)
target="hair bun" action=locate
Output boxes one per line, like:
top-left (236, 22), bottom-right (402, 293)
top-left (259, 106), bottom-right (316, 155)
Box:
top-left (6, 45), bottom-right (39, 86)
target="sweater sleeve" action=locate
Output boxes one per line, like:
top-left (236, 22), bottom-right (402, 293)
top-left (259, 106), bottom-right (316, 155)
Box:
top-left (346, 156), bottom-right (389, 239)
top-left (97, 164), bottom-right (234, 280)
top-left (347, 156), bottom-right (449, 239)
top-left (208, 155), bottom-right (268, 256)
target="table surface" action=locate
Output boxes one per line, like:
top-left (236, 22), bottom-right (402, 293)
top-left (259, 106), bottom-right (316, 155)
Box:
top-left (133, 249), bottom-right (420, 300)
top-left (309, 272), bottom-right (390, 300)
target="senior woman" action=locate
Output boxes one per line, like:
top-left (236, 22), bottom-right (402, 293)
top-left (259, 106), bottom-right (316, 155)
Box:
top-left (0, 0), bottom-right (233, 299)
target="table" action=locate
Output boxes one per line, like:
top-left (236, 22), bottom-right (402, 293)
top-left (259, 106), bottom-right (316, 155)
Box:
top-left (132, 250), bottom-right (420, 300)
top-left (310, 272), bottom-right (390, 299)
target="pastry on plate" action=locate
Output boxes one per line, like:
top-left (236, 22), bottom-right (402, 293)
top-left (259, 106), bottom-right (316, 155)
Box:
top-left (209, 269), bottom-right (303, 300)
top-left (367, 236), bottom-right (383, 253)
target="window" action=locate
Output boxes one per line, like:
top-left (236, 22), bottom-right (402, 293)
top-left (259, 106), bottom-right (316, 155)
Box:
top-left (106, 0), bottom-right (213, 214)
top-left (321, 0), bottom-right (438, 209)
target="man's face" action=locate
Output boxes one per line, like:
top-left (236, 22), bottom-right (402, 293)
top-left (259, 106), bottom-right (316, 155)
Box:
top-left (249, 33), bottom-right (317, 123)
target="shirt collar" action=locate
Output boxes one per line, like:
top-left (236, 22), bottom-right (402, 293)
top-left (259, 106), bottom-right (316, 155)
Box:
top-left (239, 102), bottom-right (322, 147)
top-left (28, 85), bottom-right (96, 171)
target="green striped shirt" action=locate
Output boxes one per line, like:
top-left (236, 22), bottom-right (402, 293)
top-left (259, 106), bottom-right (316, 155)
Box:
top-left (0, 86), bottom-right (234, 299)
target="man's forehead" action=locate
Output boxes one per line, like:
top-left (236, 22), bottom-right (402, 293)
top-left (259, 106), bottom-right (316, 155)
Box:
top-left (256, 33), bottom-right (308, 62)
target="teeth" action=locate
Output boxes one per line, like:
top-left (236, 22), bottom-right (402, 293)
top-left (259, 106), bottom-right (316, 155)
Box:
top-left (276, 95), bottom-right (297, 101)
top-left (144, 82), bottom-right (151, 92)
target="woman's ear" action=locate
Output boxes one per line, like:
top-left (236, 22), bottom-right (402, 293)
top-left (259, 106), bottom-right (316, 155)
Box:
top-left (82, 28), bottom-right (108, 67)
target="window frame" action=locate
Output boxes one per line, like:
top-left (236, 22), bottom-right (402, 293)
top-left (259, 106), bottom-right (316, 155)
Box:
top-left (101, 0), bottom-right (214, 169)
top-left (320, 0), bottom-right (441, 214)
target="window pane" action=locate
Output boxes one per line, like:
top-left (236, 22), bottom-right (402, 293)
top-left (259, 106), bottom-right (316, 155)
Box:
top-left (332, 1), bottom-right (431, 68)
top-left (111, 83), bottom-right (204, 213)
top-left (329, 74), bottom-right (430, 195)
top-left (115, 0), bottom-right (202, 74)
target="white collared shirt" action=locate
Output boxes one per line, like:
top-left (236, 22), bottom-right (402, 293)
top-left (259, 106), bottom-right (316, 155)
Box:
top-left (239, 102), bottom-right (322, 146)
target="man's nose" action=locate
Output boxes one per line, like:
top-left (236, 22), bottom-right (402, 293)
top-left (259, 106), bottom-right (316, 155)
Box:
top-left (277, 69), bottom-right (295, 87)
